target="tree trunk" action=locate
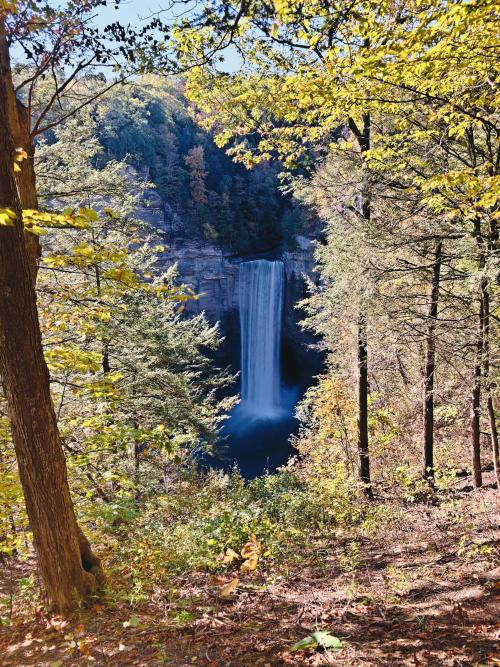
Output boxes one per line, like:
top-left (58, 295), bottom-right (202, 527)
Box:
top-left (487, 393), bottom-right (499, 491)
top-left (0, 17), bottom-right (104, 612)
top-left (15, 100), bottom-right (41, 281)
top-left (422, 239), bottom-right (443, 481)
top-left (2, 39), bottom-right (40, 281)
top-left (357, 314), bottom-right (372, 496)
top-left (355, 112), bottom-right (373, 497)
top-left (470, 290), bottom-right (484, 489)
top-left (470, 219), bottom-right (486, 489)
top-left (481, 272), bottom-right (500, 490)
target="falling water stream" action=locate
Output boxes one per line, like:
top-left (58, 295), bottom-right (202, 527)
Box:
top-left (239, 260), bottom-right (285, 417)
top-left (212, 258), bottom-right (300, 478)
top-left (201, 258), bottom-right (320, 477)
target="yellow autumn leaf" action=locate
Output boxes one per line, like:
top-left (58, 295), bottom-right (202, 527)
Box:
top-left (15, 148), bottom-right (28, 162)
top-left (240, 534), bottom-right (261, 572)
top-left (0, 208), bottom-right (16, 226)
top-left (222, 548), bottom-right (240, 565)
top-left (241, 534), bottom-right (261, 559)
top-left (240, 554), bottom-right (259, 572)
top-left (220, 577), bottom-right (239, 597)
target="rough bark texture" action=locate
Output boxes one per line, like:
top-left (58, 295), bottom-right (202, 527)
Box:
top-left (353, 111), bottom-right (373, 497)
top-left (3, 48), bottom-right (40, 281)
top-left (0, 17), bottom-right (104, 612)
top-left (14, 100), bottom-right (41, 281)
top-left (422, 239), bottom-right (443, 481)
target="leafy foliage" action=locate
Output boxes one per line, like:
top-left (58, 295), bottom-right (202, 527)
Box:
top-left (88, 76), bottom-right (311, 252)
top-left (1, 0), bottom-right (499, 640)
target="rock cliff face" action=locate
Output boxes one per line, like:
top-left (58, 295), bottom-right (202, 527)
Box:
top-left (135, 178), bottom-right (318, 320)
top-left (136, 185), bottom-right (322, 378)
top-left (156, 236), bottom-right (317, 324)
top-left (156, 235), bottom-right (322, 381)
top-left (158, 242), bottom-right (240, 322)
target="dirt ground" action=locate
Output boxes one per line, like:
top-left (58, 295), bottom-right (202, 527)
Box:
top-left (1, 473), bottom-right (499, 666)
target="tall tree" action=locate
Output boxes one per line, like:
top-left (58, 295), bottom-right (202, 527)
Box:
top-left (0, 15), bottom-right (104, 612)
top-left (0, 0), bottom-right (177, 609)
top-left (422, 239), bottom-right (443, 481)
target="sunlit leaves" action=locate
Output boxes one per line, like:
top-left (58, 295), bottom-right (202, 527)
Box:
top-left (182, 0), bottom-right (499, 233)
top-left (0, 415), bottom-right (26, 558)
top-left (23, 207), bottom-right (93, 235)
top-left (240, 534), bottom-right (261, 572)
top-left (13, 147), bottom-right (28, 173)
top-left (0, 0), bottom-right (19, 14)
top-left (291, 631), bottom-right (343, 652)
top-left (45, 347), bottom-right (102, 374)
top-left (0, 208), bottom-right (16, 226)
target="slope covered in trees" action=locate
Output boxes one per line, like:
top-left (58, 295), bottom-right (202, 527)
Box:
top-left (37, 75), bottom-right (310, 253)
top-left (0, 0), bottom-right (499, 665)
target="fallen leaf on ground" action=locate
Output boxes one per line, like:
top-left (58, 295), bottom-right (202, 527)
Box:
top-left (220, 578), bottom-right (239, 597)
top-left (290, 631), bottom-right (343, 652)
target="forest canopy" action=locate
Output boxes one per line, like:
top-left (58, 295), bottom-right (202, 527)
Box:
top-left (0, 1), bottom-right (498, 665)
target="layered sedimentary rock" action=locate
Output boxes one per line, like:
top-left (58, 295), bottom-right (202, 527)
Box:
top-left (155, 236), bottom-right (321, 379)
top-left (158, 242), bottom-right (239, 321)
top-left (156, 235), bottom-right (316, 325)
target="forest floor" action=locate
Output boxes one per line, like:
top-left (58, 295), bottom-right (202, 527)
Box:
top-left (1, 472), bottom-right (499, 667)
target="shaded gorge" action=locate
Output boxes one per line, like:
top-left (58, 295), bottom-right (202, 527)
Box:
top-left (212, 258), bottom-right (319, 478)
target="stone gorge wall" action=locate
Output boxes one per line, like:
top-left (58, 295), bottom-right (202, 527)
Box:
top-left (156, 236), bottom-right (317, 324)
top-left (157, 237), bottom-right (322, 382)
top-left (159, 242), bottom-right (239, 321)
top-left (137, 187), bottom-right (322, 377)
top-left (136, 179), bottom-right (318, 323)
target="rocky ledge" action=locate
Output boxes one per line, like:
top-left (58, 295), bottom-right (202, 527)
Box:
top-left (156, 236), bottom-right (317, 325)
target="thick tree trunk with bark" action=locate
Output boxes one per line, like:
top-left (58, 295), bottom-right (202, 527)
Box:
top-left (422, 239), bottom-right (443, 481)
top-left (0, 17), bottom-right (104, 612)
top-left (2, 37), bottom-right (40, 281)
top-left (13, 99), bottom-right (41, 281)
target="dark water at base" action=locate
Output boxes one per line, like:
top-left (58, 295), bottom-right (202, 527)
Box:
top-left (199, 257), bottom-right (321, 479)
top-left (205, 387), bottom-right (300, 479)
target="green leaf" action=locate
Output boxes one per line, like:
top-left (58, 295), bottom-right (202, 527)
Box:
top-left (123, 614), bottom-right (140, 628)
top-left (290, 631), bottom-right (343, 652)
top-left (290, 635), bottom-right (316, 651)
top-left (78, 207), bottom-right (99, 222)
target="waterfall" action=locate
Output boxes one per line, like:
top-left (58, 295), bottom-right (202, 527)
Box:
top-left (239, 259), bottom-right (285, 417)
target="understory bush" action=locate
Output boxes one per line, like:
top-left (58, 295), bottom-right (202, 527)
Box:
top-left (94, 463), bottom-right (394, 603)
